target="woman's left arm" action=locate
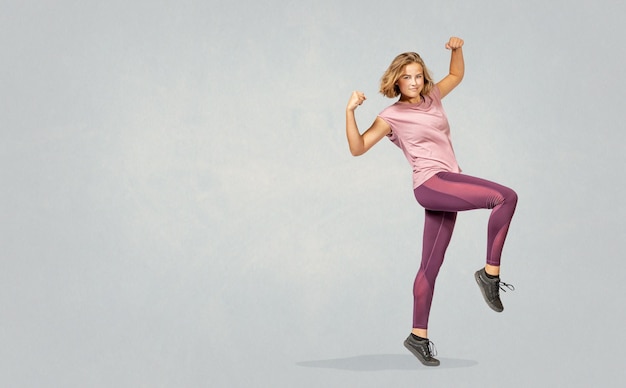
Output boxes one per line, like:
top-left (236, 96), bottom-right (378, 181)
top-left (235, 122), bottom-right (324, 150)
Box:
top-left (437, 37), bottom-right (464, 98)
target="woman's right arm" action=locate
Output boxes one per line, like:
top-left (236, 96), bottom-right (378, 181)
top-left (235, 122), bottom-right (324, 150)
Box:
top-left (345, 91), bottom-right (391, 156)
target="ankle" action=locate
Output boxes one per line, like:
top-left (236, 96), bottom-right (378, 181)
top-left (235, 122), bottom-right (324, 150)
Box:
top-left (485, 271), bottom-right (499, 280)
top-left (411, 328), bottom-right (428, 338)
top-left (410, 333), bottom-right (428, 341)
top-left (485, 264), bottom-right (500, 277)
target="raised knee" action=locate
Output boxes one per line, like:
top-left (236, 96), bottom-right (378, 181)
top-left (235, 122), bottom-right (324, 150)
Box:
top-left (507, 189), bottom-right (518, 206)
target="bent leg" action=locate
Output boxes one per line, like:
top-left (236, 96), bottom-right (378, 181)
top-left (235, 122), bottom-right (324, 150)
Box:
top-left (414, 172), bottom-right (517, 266)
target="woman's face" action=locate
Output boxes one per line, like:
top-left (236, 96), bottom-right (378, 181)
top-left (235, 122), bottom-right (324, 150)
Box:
top-left (396, 62), bottom-right (424, 103)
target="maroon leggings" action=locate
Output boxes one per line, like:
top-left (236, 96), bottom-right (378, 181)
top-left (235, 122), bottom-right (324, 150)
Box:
top-left (411, 172), bottom-right (518, 329)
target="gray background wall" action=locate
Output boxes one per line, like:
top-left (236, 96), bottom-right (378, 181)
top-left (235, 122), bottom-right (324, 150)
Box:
top-left (2, 0), bottom-right (625, 387)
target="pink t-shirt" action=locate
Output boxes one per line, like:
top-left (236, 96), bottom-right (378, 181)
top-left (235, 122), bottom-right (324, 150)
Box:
top-left (378, 86), bottom-right (461, 188)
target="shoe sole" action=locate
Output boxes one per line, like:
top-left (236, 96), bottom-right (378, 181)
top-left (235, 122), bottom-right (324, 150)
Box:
top-left (403, 339), bottom-right (440, 367)
top-left (474, 271), bottom-right (504, 313)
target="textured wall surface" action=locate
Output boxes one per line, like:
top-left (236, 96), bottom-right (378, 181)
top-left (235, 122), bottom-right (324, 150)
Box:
top-left (2, 1), bottom-right (625, 386)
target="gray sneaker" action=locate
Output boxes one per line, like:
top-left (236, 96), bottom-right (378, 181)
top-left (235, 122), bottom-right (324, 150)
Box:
top-left (474, 268), bottom-right (515, 312)
top-left (404, 335), bottom-right (440, 367)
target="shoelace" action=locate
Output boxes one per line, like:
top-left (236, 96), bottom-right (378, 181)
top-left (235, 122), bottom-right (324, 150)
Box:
top-left (426, 340), bottom-right (438, 358)
top-left (499, 281), bottom-right (515, 292)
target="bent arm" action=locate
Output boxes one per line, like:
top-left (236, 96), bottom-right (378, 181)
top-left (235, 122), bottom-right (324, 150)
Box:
top-left (346, 113), bottom-right (390, 156)
top-left (437, 37), bottom-right (465, 98)
top-left (345, 91), bottom-right (391, 156)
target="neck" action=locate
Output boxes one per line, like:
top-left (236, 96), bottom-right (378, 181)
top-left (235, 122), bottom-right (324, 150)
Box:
top-left (399, 95), bottom-right (423, 104)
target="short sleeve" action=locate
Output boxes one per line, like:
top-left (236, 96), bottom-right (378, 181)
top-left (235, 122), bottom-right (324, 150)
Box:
top-left (377, 114), bottom-right (396, 141)
top-left (430, 85), bottom-right (442, 103)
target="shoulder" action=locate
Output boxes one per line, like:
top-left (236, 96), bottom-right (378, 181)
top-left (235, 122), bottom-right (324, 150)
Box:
top-left (378, 103), bottom-right (406, 133)
top-left (427, 85), bottom-right (442, 101)
top-left (378, 101), bottom-right (403, 119)
top-left (377, 104), bottom-right (399, 138)
top-left (433, 85), bottom-right (441, 98)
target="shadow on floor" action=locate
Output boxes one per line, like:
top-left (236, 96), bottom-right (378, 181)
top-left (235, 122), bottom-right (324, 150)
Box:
top-left (296, 354), bottom-right (478, 371)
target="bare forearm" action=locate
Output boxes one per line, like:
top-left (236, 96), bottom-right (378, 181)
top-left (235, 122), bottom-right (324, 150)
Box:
top-left (438, 37), bottom-right (465, 97)
top-left (345, 91), bottom-right (368, 156)
top-left (346, 109), bottom-right (365, 156)
top-left (449, 47), bottom-right (464, 79)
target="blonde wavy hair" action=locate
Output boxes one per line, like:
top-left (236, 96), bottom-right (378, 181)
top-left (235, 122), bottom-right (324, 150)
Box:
top-left (379, 52), bottom-right (435, 98)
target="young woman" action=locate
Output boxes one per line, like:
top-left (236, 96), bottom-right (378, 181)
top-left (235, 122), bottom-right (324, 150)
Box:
top-left (345, 37), bottom-right (518, 366)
